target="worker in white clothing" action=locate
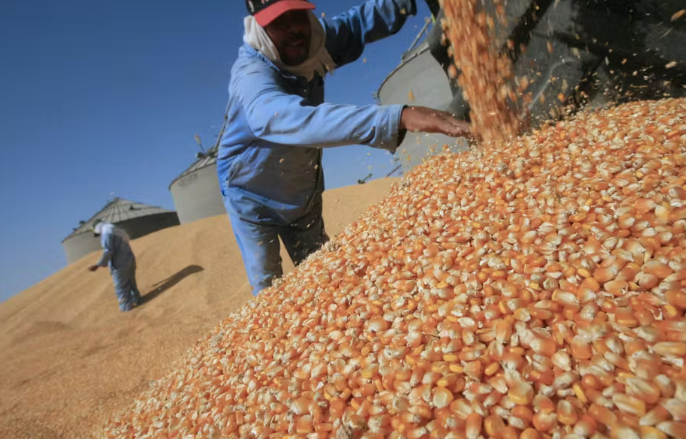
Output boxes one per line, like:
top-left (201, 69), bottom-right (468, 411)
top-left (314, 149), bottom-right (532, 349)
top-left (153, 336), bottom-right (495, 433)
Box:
top-left (88, 220), bottom-right (141, 312)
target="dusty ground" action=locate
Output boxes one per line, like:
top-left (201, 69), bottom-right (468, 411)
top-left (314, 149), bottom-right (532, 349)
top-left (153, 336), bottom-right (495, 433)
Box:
top-left (0, 178), bottom-right (398, 439)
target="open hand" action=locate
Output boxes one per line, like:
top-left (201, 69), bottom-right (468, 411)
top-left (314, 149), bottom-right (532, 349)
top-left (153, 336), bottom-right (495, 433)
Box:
top-left (400, 106), bottom-right (472, 138)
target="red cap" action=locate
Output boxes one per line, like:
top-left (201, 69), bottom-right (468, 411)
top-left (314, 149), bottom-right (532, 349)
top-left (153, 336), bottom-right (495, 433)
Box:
top-left (254, 0), bottom-right (316, 27)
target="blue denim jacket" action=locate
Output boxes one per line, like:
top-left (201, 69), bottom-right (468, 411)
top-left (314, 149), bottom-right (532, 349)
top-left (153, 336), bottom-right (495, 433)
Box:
top-left (217, 0), bottom-right (416, 225)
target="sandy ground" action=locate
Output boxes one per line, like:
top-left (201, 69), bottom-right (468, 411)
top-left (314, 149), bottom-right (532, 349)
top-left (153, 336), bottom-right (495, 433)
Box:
top-left (0, 178), bottom-right (398, 439)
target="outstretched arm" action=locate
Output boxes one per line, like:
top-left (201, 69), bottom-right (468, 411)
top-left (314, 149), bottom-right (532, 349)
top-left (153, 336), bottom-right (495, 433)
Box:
top-left (236, 65), bottom-right (472, 150)
top-left (322, 0), bottom-right (417, 68)
top-left (237, 66), bottom-right (406, 152)
top-left (89, 234), bottom-right (113, 272)
top-left (97, 233), bottom-right (113, 267)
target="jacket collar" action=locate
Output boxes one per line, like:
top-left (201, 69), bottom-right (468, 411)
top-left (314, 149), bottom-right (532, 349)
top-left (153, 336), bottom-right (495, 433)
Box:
top-left (240, 43), bottom-right (305, 81)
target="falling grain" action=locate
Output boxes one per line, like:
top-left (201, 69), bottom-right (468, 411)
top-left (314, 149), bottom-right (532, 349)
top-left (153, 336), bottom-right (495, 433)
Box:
top-left (441, 0), bottom-right (519, 143)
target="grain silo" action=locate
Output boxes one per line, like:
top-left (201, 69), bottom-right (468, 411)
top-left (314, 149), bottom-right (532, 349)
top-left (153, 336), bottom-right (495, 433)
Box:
top-left (61, 198), bottom-right (180, 264)
top-left (169, 147), bottom-right (226, 224)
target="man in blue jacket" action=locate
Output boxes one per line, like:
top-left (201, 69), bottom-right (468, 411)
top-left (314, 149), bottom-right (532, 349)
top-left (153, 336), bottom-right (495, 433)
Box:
top-left (88, 220), bottom-right (142, 312)
top-left (218, 0), bottom-right (471, 296)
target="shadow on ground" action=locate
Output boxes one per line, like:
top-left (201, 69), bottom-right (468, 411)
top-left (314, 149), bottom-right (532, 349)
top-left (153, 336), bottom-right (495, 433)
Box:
top-left (141, 265), bottom-right (204, 305)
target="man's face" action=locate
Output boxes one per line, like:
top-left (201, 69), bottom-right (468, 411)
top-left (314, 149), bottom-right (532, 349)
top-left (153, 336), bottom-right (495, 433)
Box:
top-left (264, 10), bottom-right (312, 66)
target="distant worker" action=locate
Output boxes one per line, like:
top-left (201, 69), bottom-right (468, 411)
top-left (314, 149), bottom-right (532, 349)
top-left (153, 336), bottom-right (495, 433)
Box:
top-left (218, 0), bottom-right (472, 295)
top-left (88, 220), bottom-right (142, 312)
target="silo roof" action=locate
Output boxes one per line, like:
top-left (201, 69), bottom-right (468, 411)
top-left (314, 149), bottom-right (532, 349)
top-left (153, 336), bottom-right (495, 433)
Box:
top-left (62, 198), bottom-right (176, 242)
top-left (169, 147), bottom-right (218, 189)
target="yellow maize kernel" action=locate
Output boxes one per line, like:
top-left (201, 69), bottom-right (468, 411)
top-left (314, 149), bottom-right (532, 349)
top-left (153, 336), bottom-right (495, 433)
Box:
top-left (573, 383), bottom-right (588, 404)
top-left (449, 364), bottom-right (464, 374)
top-left (485, 363), bottom-right (500, 376)
top-left (577, 268), bottom-right (592, 278)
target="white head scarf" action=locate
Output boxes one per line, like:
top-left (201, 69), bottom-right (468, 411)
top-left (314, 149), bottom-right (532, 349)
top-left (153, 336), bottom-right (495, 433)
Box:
top-left (93, 222), bottom-right (130, 243)
top-left (94, 222), bottom-right (106, 236)
top-left (243, 11), bottom-right (336, 81)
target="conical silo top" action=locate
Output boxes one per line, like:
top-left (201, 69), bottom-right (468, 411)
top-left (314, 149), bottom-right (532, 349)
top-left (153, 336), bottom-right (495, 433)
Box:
top-left (62, 198), bottom-right (175, 242)
top-left (169, 146), bottom-right (218, 190)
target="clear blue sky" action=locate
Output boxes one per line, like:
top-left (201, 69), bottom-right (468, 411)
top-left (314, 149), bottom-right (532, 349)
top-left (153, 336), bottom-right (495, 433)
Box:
top-left (0, 0), bottom-right (432, 302)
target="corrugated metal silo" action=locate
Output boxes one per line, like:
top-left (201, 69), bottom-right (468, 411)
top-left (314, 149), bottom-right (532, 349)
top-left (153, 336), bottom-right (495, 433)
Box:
top-left (61, 198), bottom-right (180, 264)
top-left (377, 27), bottom-right (470, 173)
top-left (169, 147), bottom-right (226, 224)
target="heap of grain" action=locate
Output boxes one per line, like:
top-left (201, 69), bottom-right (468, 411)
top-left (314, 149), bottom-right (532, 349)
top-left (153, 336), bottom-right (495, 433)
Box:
top-left (441, 0), bottom-right (519, 143)
top-left (102, 98), bottom-right (686, 439)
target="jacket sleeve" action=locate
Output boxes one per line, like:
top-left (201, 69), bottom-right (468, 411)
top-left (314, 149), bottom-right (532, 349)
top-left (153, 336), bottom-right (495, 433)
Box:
top-left (97, 233), bottom-right (113, 267)
top-left (237, 68), bottom-right (406, 152)
top-left (322, 0), bottom-right (417, 68)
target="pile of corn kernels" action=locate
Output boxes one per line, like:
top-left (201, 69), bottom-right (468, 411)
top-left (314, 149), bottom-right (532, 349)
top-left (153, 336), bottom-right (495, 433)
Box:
top-left (442, 0), bottom-right (519, 143)
top-left (101, 98), bottom-right (686, 439)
